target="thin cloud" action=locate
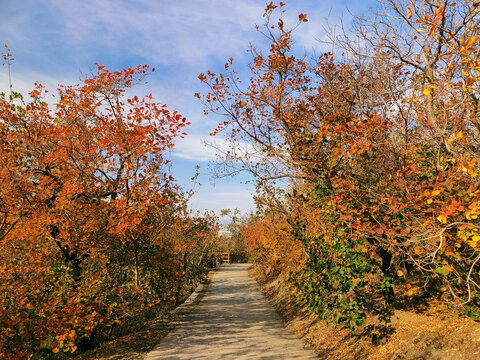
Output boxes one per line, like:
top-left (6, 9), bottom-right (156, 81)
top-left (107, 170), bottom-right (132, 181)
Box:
top-left (173, 135), bottom-right (222, 162)
top-left (45, 0), bottom-right (265, 66)
top-left (0, 68), bottom-right (77, 100)
top-left (1, 0), bottom-right (378, 217)
top-left (189, 186), bottom-right (255, 215)
top-left (172, 134), bottom-right (255, 163)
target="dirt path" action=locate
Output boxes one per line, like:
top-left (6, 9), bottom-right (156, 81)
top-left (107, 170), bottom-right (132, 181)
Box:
top-left (144, 263), bottom-right (318, 359)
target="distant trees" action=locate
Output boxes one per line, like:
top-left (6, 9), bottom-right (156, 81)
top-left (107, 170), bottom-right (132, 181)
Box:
top-left (218, 209), bottom-right (250, 263)
top-left (200, 0), bottom-right (480, 330)
top-left (0, 64), bottom-right (220, 358)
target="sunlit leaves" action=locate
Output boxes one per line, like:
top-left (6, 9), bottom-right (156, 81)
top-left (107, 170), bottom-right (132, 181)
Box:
top-left (298, 13), bottom-right (308, 22)
top-left (407, 8), bottom-right (413, 19)
top-left (422, 88), bottom-right (431, 96)
top-left (428, 5), bottom-right (445, 37)
top-left (200, 0), bottom-right (480, 331)
top-left (464, 36), bottom-right (476, 49)
top-left (0, 64), bottom-right (220, 358)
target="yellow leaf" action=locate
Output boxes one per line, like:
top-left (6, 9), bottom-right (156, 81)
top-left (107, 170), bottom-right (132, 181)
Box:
top-left (422, 88), bottom-right (431, 96)
top-left (397, 270), bottom-right (404, 276)
top-left (432, 190), bottom-right (440, 196)
top-left (437, 214), bottom-right (447, 224)
top-left (427, 199), bottom-right (433, 204)
top-left (406, 289), bottom-right (414, 296)
top-left (465, 36), bottom-right (476, 49)
top-left (467, 241), bottom-right (477, 248)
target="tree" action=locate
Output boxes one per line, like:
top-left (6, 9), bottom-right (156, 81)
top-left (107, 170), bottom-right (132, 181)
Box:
top-left (327, 0), bottom-right (480, 307)
top-left (0, 64), bottom-right (213, 358)
top-left (199, 0), bottom-right (480, 330)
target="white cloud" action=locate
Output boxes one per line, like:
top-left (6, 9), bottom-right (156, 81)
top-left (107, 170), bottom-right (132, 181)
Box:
top-left (0, 67), bottom-right (78, 100)
top-left (45, 0), bottom-right (265, 67)
top-left (172, 134), bottom-right (243, 163)
top-left (172, 133), bottom-right (261, 164)
top-left (172, 134), bottom-right (220, 162)
top-left (1, 0), bottom-right (376, 217)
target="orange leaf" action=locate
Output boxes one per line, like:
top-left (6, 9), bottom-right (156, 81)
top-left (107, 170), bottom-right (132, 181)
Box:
top-left (466, 77), bottom-right (476, 87)
top-left (464, 36), bottom-right (476, 49)
top-left (434, 5), bottom-right (445, 16)
top-left (407, 8), bottom-right (413, 19)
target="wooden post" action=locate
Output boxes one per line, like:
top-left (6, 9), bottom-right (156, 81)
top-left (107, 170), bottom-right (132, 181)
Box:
top-left (215, 252), bottom-right (230, 264)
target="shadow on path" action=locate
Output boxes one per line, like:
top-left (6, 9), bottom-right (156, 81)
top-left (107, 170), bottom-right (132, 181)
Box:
top-left (144, 263), bottom-right (318, 359)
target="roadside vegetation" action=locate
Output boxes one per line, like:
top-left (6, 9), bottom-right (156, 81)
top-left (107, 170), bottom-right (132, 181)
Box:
top-left (0, 62), bottom-right (222, 359)
top-left (198, 0), bottom-right (480, 347)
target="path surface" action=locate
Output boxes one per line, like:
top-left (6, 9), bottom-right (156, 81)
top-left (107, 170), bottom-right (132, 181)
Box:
top-left (145, 263), bottom-right (318, 360)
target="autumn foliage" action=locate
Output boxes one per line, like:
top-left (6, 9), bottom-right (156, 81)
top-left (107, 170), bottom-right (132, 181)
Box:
top-left (0, 64), bottom-right (219, 358)
top-left (200, 0), bottom-right (480, 331)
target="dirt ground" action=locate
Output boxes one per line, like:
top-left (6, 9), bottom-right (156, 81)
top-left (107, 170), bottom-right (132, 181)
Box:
top-left (144, 263), bottom-right (317, 359)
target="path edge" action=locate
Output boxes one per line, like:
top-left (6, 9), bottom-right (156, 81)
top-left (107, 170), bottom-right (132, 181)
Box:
top-left (149, 268), bottom-right (217, 329)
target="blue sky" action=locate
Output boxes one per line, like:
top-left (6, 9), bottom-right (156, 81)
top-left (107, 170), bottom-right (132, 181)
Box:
top-left (1, 0), bottom-right (377, 219)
